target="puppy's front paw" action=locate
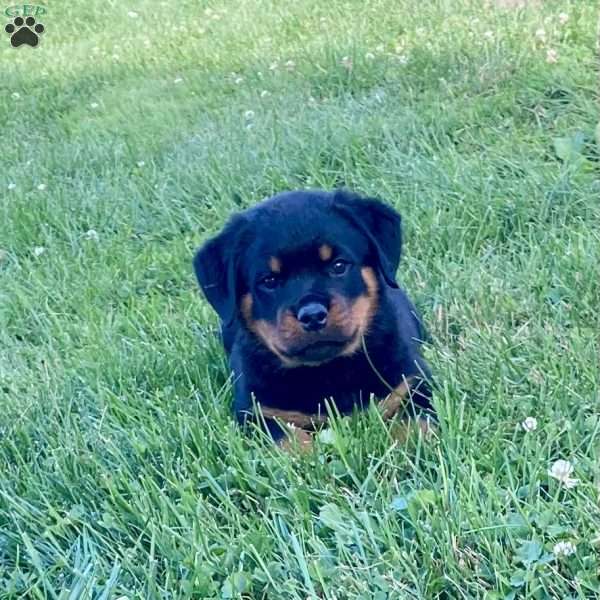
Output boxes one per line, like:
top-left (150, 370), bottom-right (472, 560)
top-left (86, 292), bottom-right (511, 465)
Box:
top-left (390, 416), bottom-right (437, 444)
top-left (279, 426), bottom-right (314, 452)
top-left (378, 377), bottom-right (414, 420)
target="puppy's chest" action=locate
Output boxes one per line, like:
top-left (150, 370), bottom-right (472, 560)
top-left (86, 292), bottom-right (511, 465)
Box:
top-left (251, 357), bottom-right (393, 415)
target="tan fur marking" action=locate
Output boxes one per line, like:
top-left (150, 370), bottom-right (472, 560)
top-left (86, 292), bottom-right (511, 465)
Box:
top-left (269, 256), bottom-right (282, 273)
top-left (339, 266), bottom-right (379, 356)
top-left (378, 378), bottom-right (414, 420)
top-left (241, 294), bottom-right (289, 361)
top-left (252, 320), bottom-right (291, 361)
top-left (390, 418), bottom-right (437, 444)
top-left (278, 310), bottom-right (306, 344)
top-left (260, 406), bottom-right (328, 429)
top-left (245, 267), bottom-right (379, 367)
top-left (279, 427), bottom-right (314, 452)
top-left (244, 307), bottom-right (303, 367)
top-left (319, 244), bottom-right (333, 261)
top-left (241, 293), bottom-right (253, 323)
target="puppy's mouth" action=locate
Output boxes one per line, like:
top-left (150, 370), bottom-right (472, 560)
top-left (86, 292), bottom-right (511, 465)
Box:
top-left (279, 332), bottom-right (359, 365)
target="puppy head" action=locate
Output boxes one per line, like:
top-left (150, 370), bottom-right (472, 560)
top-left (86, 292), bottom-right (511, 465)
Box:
top-left (194, 189), bottom-right (402, 367)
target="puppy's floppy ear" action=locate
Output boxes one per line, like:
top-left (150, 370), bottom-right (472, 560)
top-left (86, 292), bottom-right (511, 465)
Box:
top-left (193, 215), bottom-right (247, 325)
top-left (332, 190), bottom-right (402, 288)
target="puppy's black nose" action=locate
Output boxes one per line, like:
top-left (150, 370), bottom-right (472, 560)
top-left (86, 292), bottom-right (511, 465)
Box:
top-left (297, 302), bottom-right (328, 332)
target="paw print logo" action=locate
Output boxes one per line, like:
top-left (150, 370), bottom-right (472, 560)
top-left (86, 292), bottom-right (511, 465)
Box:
top-left (5, 16), bottom-right (45, 47)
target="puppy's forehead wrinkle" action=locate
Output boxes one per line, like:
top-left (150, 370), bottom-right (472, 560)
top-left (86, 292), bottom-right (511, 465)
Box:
top-left (249, 202), bottom-right (366, 253)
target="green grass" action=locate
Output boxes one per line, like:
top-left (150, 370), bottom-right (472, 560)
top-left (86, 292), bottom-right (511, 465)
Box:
top-left (1, 0), bottom-right (599, 597)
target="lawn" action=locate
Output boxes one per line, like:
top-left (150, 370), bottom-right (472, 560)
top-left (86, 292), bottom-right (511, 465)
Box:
top-left (1, 0), bottom-right (599, 597)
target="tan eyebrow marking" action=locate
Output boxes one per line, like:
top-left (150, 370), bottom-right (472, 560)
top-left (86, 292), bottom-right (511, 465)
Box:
top-left (269, 256), bottom-right (282, 273)
top-left (318, 244), bottom-right (333, 261)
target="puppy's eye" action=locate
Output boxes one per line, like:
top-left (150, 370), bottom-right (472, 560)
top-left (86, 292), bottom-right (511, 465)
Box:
top-left (329, 260), bottom-right (350, 276)
top-left (259, 274), bottom-right (279, 290)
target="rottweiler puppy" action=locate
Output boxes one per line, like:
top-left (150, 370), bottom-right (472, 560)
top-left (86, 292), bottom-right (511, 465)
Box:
top-left (194, 189), bottom-right (435, 447)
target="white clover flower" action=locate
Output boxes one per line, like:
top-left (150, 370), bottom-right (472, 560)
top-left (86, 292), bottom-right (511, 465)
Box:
top-left (522, 417), bottom-right (538, 432)
top-left (137, 161), bottom-right (145, 168)
top-left (33, 246), bottom-right (45, 257)
top-left (548, 459), bottom-right (579, 488)
top-left (8, 183), bottom-right (16, 190)
top-left (546, 49), bottom-right (558, 63)
top-left (90, 102), bottom-right (99, 109)
top-left (340, 56), bottom-right (353, 69)
top-left (558, 13), bottom-right (569, 25)
top-left (374, 90), bottom-right (385, 102)
top-left (84, 229), bottom-right (99, 242)
top-left (11, 92), bottom-right (20, 99)
top-left (553, 541), bottom-right (576, 558)
top-left (127, 11), bottom-right (139, 18)
top-left (535, 28), bottom-right (546, 41)
top-left (37, 183), bottom-right (46, 191)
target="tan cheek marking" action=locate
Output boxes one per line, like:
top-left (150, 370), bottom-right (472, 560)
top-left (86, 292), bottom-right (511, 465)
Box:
top-left (278, 311), bottom-right (305, 343)
top-left (242, 302), bottom-right (303, 367)
top-left (253, 321), bottom-right (304, 367)
top-left (319, 244), bottom-right (333, 261)
top-left (355, 266), bottom-right (379, 336)
top-left (361, 266), bottom-right (379, 297)
top-left (327, 296), bottom-right (351, 331)
top-left (253, 320), bottom-right (286, 356)
top-left (339, 267), bottom-right (379, 356)
top-left (240, 294), bottom-right (282, 356)
top-left (269, 256), bottom-right (282, 273)
top-left (241, 293), bottom-right (253, 323)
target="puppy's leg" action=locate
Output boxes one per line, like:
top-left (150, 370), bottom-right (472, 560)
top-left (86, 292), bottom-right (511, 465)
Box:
top-left (378, 376), bottom-right (437, 442)
top-left (259, 406), bottom-right (328, 429)
top-left (259, 406), bottom-right (328, 452)
top-left (389, 415), bottom-right (436, 443)
top-left (378, 377), bottom-right (415, 420)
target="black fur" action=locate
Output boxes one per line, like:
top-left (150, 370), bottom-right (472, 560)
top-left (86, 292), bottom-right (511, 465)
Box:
top-left (194, 189), bottom-right (434, 442)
